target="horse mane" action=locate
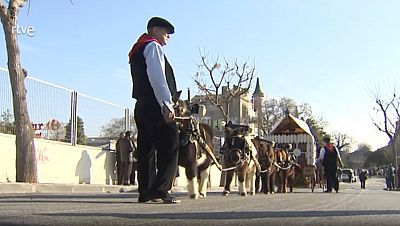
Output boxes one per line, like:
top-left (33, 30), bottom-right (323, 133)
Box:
top-left (199, 123), bottom-right (214, 140)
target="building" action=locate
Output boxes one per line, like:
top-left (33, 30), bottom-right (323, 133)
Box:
top-left (252, 77), bottom-right (265, 137)
top-left (190, 85), bottom-right (256, 138)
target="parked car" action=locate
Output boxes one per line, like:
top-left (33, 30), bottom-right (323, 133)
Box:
top-left (341, 168), bottom-right (356, 183)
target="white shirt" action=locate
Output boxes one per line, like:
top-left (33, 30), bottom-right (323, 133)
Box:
top-left (318, 146), bottom-right (342, 163)
top-left (143, 41), bottom-right (174, 114)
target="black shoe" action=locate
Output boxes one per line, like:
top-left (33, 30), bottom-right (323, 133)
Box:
top-left (139, 193), bottom-right (180, 204)
top-left (138, 195), bottom-right (152, 203)
top-left (161, 195), bottom-right (181, 204)
top-left (324, 190), bottom-right (332, 193)
top-left (138, 192), bottom-right (159, 203)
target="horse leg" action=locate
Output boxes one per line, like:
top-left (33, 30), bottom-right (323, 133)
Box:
top-left (276, 172), bottom-right (282, 193)
top-left (198, 166), bottom-right (211, 197)
top-left (238, 165), bottom-right (248, 196)
top-left (282, 172), bottom-right (288, 193)
top-left (271, 173), bottom-right (276, 194)
top-left (185, 166), bottom-right (198, 199)
top-left (223, 171), bottom-right (234, 196)
top-left (246, 167), bottom-right (256, 195)
top-left (289, 174), bottom-right (294, 193)
top-left (260, 172), bottom-right (267, 194)
top-left (184, 144), bottom-right (199, 199)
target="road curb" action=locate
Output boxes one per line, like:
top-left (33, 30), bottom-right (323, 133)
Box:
top-left (0, 182), bottom-right (136, 194)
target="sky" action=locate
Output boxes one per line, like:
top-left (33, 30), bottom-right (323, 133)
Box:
top-left (1, 0), bottom-right (399, 150)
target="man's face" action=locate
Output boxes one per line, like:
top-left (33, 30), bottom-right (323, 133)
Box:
top-left (153, 27), bottom-right (170, 46)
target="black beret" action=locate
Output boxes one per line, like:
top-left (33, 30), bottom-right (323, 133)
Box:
top-left (147, 17), bottom-right (175, 34)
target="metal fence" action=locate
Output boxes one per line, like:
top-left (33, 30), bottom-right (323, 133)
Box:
top-left (0, 67), bottom-right (132, 146)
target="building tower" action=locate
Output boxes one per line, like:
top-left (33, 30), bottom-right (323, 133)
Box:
top-left (252, 77), bottom-right (264, 136)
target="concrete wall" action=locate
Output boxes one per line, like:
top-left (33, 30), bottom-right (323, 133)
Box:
top-left (0, 133), bottom-right (222, 187)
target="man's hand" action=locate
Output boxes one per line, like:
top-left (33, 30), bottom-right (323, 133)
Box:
top-left (162, 105), bottom-right (175, 124)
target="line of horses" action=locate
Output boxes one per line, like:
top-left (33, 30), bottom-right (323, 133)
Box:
top-left (174, 100), bottom-right (324, 199)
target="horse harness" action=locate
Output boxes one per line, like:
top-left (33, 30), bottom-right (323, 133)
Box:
top-left (257, 146), bottom-right (299, 173)
top-left (221, 135), bottom-right (261, 173)
top-left (275, 150), bottom-right (300, 171)
top-left (175, 116), bottom-right (222, 170)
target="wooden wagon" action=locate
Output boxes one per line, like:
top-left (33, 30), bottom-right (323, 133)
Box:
top-left (264, 113), bottom-right (317, 189)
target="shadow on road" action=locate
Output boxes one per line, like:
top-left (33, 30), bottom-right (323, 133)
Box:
top-left (38, 210), bottom-right (400, 219)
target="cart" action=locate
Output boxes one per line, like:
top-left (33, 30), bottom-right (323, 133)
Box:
top-left (303, 165), bottom-right (316, 192)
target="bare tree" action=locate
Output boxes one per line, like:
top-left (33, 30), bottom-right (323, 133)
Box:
top-left (0, 0), bottom-right (37, 182)
top-left (193, 51), bottom-right (255, 122)
top-left (370, 84), bottom-right (400, 166)
top-left (371, 86), bottom-right (399, 141)
top-left (332, 131), bottom-right (354, 152)
top-left (100, 115), bottom-right (137, 138)
top-left (260, 97), bottom-right (314, 134)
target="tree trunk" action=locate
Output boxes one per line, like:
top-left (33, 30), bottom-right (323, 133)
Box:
top-left (1, 2), bottom-right (38, 183)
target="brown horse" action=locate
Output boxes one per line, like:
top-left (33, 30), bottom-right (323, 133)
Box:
top-left (252, 137), bottom-right (277, 194)
top-left (275, 145), bottom-right (299, 193)
top-left (174, 100), bottom-right (216, 199)
top-left (221, 123), bottom-right (258, 196)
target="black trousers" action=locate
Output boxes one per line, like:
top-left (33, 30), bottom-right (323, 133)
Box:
top-left (134, 100), bottom-right (179, 198)
top-left (360, 179), bottom-right (366, 189)
top-left (324, 167), bottom-right (338, 192)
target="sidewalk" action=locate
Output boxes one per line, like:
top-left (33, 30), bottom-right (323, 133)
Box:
top-left (0, 182), bottom-right (137, 194)
top-left (0, 182), bottom-right (223, 194)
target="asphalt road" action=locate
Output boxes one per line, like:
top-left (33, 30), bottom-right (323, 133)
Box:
top-left (0, 178), bottom-right (399, 226)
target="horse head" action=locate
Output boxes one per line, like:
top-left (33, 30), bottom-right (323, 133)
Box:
top-left (223, 123), bottom-right (250, 165)
top-left (252, 137), bottom-right (275, 171)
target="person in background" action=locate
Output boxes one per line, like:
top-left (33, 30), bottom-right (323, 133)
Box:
top-left (319, 136), bottom-right (343, 193)
top-left (129, 135), bottom-right (138, 186)
top-left (359, 169), bottom-right (368, 189)
top-left (397, 165), bottom-right (400, 189)
top-left (386, 164), bottom-right (395, 191)
top-left (119, 131), bottom-right (134, 185)
top-left (115, 132), bottom-right (125, 185)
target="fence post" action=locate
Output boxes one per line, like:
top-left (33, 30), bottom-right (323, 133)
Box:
top-left (70, 91), bottom-right (78, 146)
top-left (125, 108), bottom-right (130, 132)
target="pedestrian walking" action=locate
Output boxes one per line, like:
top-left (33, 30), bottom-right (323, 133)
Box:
top-left (319, 136), bottom-right (343, 193)
top-left (359, 169), bottom-right (368, 189)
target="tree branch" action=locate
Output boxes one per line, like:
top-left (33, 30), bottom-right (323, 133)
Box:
top-left (0, 1), bottom-right (7, 20)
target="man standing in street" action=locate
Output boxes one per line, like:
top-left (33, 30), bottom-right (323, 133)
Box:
top-left (115, 132), bottom-right (124, 185)
top-left (319, 136), bottom-right (343, 193)
top-left (119, 131), bottom-right (134, 185)
top-left (359, 169), bottom-right (368, 189)
top-left (128, 17), bottom-right (180, 204)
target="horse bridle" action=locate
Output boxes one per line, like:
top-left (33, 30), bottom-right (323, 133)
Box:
top-left (175, 116), bottom-right (222, 170)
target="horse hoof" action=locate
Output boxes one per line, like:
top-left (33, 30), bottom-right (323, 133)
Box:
top-left (189, 194), bottom-right (198, 199)
top-left (240, 192), bottom-right (247, 196)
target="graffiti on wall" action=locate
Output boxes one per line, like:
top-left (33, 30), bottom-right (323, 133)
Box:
top-left (36, 146), bottom-right (49, 164)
